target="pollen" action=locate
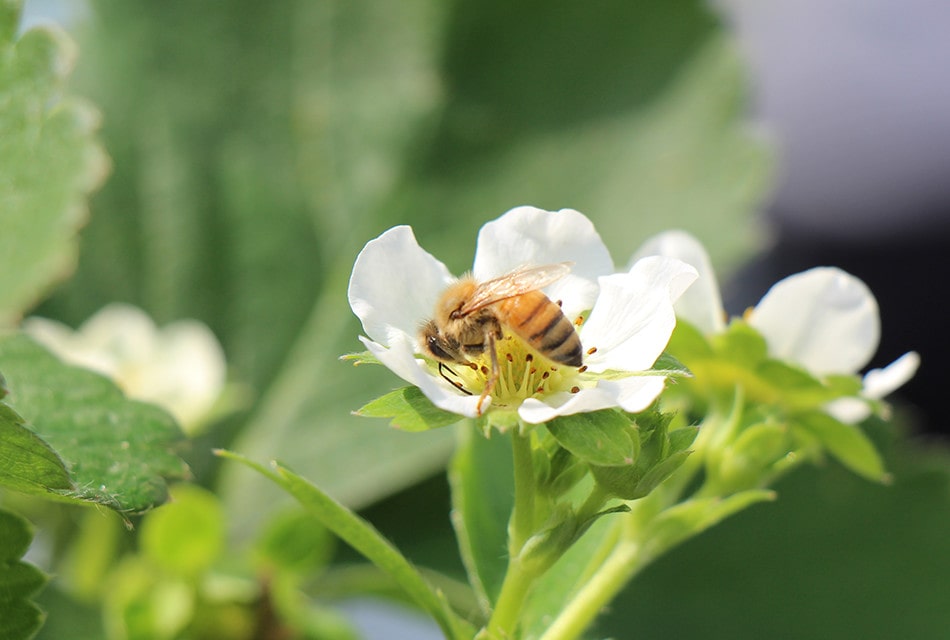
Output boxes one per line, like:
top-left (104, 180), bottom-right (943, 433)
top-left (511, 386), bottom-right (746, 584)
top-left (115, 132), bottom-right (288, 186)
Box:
top-left (433, 329), bottom-right (582, 409)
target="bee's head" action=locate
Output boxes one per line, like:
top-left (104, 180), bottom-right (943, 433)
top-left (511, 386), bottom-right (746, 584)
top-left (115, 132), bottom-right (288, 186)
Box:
top-left (419, 319), bottom-right (458, 362)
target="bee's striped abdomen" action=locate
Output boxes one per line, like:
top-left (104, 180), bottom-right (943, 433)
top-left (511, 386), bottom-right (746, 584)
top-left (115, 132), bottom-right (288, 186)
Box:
top-left (499, 291), bottom-right (583, 366)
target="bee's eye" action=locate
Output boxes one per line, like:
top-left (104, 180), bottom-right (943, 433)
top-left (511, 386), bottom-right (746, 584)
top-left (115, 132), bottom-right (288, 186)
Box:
top-left (426, 335), bottom-right (455, 361)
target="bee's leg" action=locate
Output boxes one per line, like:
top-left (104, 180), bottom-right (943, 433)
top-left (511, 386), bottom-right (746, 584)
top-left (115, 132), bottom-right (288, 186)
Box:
top-left (439, 362), bottom-right (472, 395)
top-left (476, 333), bottom-right (500, 415)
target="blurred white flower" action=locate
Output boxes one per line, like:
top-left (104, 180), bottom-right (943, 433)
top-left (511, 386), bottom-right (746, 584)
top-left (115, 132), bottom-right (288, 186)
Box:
top-left (636, 230), bottom-right (918, 422)
top-left (23, 304), bottom-right (227, 432)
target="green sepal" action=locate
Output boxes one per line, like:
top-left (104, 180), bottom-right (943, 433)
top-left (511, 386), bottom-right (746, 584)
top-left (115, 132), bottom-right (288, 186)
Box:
top-left (591, 450), bottom-right (692, 501)
top-left (713, 320), bottom-right (768, 366)
top-left (356, 386), bottom-right (461, 432)
top-left (793, 411), bottom-right (888, 483)
top-left (539, 444), bottom-right (588, 498)
top-left (716, 421), bottom-right (792, 492)
top-left (590, 411), bottom-right (692, 500)
top-left (0, 508), bottom-right (48, 640)
top-left (519, 503), bottom-right (630, 574)
top-left (650, 352), bottom-right (692, 377)
top-left (546, 409), bottom-right (639, 467)
top-left (217, 450), bottom-right (475, 640)
top-left (339, 350), bottom-right (382, 366)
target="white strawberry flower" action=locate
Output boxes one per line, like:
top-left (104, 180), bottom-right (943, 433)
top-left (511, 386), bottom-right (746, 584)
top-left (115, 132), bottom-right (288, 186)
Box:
top-left (636, 231), bottom-right (918, 422)
top-left (23, 304), bottom-right (227, 432)
top-left (348, 206), bottom-right (697, 425)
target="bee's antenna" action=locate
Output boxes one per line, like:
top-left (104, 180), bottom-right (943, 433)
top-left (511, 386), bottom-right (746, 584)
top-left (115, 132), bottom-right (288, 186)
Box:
top-left (439, 362), bottom-right (472, 395)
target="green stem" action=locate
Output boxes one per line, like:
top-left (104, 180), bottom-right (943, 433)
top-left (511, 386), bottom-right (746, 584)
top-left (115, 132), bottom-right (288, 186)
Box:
top-left (480, 558), bottom-right (537, 639)
top-left (575, 482), bottom-right (610, 525)
top-left (537, 541), bottom-right (642, 640)
top-left (509, 427), bottom-right (536, 553)
top-left (478, 428), bottom-right (539, 639)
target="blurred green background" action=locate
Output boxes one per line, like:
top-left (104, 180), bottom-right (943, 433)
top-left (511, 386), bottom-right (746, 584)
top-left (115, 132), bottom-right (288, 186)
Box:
top-left (19, 0), bottom-right (949, 638)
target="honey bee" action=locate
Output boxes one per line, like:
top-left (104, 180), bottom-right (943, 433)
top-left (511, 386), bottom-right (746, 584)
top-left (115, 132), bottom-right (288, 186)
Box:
top-left (420, 263), bottom-right (583, 414)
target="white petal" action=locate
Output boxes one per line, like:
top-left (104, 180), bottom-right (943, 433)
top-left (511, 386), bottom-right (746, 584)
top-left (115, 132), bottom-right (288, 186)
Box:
top-left (472, 206), bottom-right (614, 319)
top-left (517, 376), bottom-right (667, 424)
top-left (145, 320), bottom-right (228, 426)
top-left (348, 226), bottom-right (455, 346)
top-left (360, 335), bottom-right (483, 418)
top-left (581, 257), bottom-right (698, 373)
top-left (518, 387), bottom-right (621, 423)
top-left (22, 316), bottom-right (117, 375)
top-left (862, 351), bottom-right (920, 400)
top-left (747, 267), bottom-right (880, 375)
top-left (824, 398), bottom-right (872, 424)
top-left (825, 351), bottom-right (920, 424)
top-left (633, 230), bottom-right (725, 335)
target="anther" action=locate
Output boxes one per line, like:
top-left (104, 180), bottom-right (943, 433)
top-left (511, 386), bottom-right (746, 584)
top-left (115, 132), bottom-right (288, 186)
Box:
top-left (570, 386), bottom-right (580, 393)
top-left (468, 362), bottom-right (479, 370)
top-left (542, 371), bottom-right (550, 379)
top-left (586, 347), bottom-right (598, 355)
top-left (480, 365), bottom-right (489, 375)
top-left (506, 353), bottom-right (514, 362)
top-left (574, 316), bottom-right (584, 326)
top-left (577, 365), bottom-right (588, 373)
top-left (525, 354), bottom-right (534, 362)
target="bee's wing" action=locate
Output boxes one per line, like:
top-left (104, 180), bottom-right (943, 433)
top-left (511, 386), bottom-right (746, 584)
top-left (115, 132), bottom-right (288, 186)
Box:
top-left (459, 262), bottom-right (573, 315)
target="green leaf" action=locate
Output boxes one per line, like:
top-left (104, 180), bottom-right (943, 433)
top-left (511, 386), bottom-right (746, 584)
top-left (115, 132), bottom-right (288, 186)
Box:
top-left (0, 401), bottom-right (72, 496)
top-left (140, 484), bottom-right (224, 577)
top-left (0, 334), bottom-right (188, 512)
top-left (448, 422), bottom-right (513, 611)
top-left (0, 508), bottom-right (48, 640)
top-left (218, 450), bottom-right (474, 640)
top-left (794, 412), bottom-right (888, 483)
top-left (402, 5), bottom-right (771, 269)
top-left (0, 8), bottom-right (108, 324)
top-left (357, 386), bottom-right (462, 432)
top-left (547, 410), bottom-right (639, 467)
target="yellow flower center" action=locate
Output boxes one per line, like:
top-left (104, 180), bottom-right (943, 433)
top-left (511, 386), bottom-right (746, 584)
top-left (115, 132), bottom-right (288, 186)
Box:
top-left (433, 330), bottom-right (590, 410)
